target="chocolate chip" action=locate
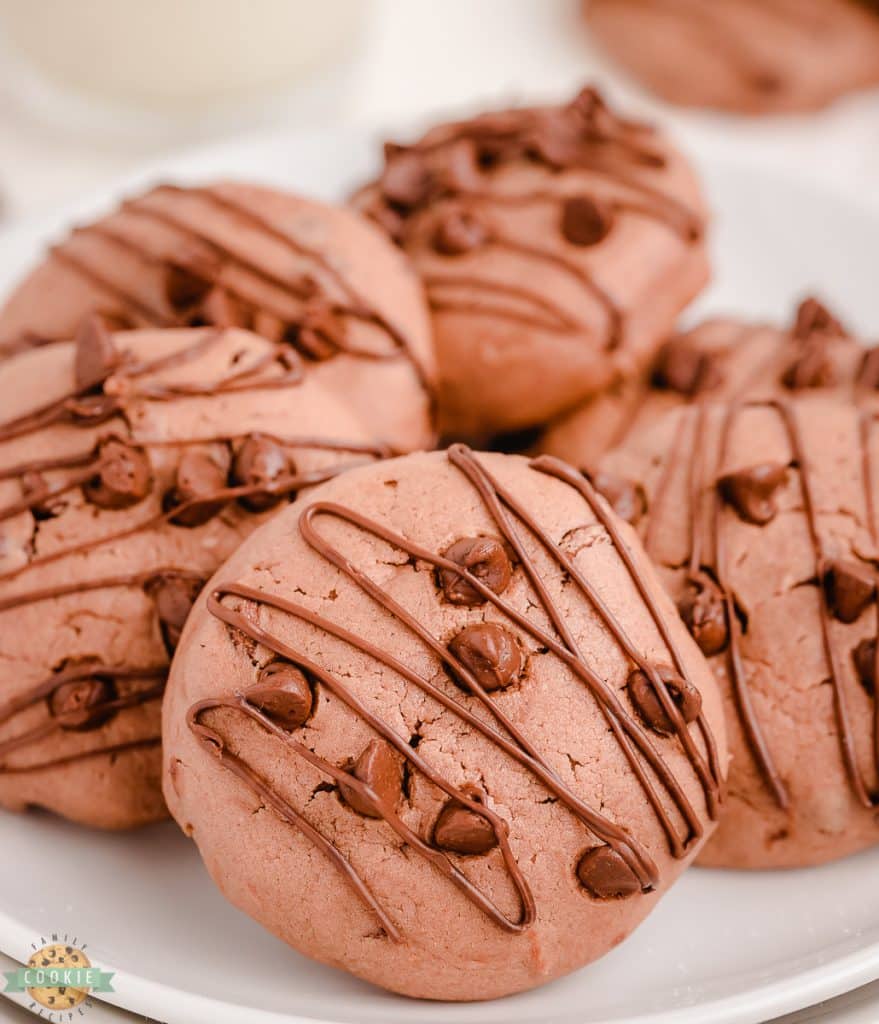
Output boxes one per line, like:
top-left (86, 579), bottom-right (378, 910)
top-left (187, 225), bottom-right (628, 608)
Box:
top-left (73, 314), bottom-right (119, 392)
top-left (433, 800), bottom-right (498, 855)
top-left (64, 394), bottom-right (119, 426)
top-left (627, 665), bottom-right (701, 736)
top-left (651, 338), bottom-right (721, 396)
top-left (165, 263), bottom-right (214, 312)
top-left (49, 668), bottom-right (117, 731)
top-left (448, 623), bottom-right (522, 692)
top-left (285, 303), bottom-right (347, 361)
top-left (589, 471), bottom-right (647, 526)
top-left (166, 446), bottom-right (231, 527)
top-left (793, 297), bottom-right (844, 341)
top-left (781, 339), bottom-right (836, 390)
top-left (145, 574), bottom-right (204, 653)
top-left (82, 440), bottom-right (153, 509)
top-left (718, 462), bottom-right (787, 525)
top-left (380, 148), bottom-right (432, 209)
top-left (824, 559), bottom-right (876, 624)
top-left (576, 845), bottom-right (640, 899)
top-left (432, 208), bottom-right (488, 255)
top-left (438, 537), bottom-right (512, 606)
top-left (340, 739), bottom-right (401, 817)
top-left (561, 196), bottom-right (613, 247)
top-left (231, 435), bottom-right (294, 512)
top-left (853, 638), bottom-right (876, 697)
top-left (246, 661), bottom-right (314, 729)
top-left (857, 348), bottom-right (879, 391)
top-left (678, 579), bottom-right (729, 656)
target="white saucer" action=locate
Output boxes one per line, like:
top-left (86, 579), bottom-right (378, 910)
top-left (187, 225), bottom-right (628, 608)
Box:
top-left (0, 125), bottom-right (878, 1024)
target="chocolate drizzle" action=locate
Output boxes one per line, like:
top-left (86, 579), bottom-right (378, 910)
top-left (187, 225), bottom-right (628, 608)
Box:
top-left (644, 399), bottom-right (879, 810)
top-left (0, 327), bottom-right (387, 774)
top-left (188, 445), bottom-right (722, 941)
top-left (356, 86), bottom-right (704, 351)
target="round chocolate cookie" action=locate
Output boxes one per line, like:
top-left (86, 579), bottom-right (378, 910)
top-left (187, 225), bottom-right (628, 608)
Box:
top-left (352, 85), bottom-right (709, 441)
top-left (600, 396), bottom-right (879, 867)
top-left (0, 319), bottom-right (382, 828)
top-left (586, 0), bottom-right (879, 114)
top-left (163, 446), bottom-right (726, 999)
top-left (0, 182), bottom-right (435, 452)
top-left (540, 297), bottom-right (876, 472)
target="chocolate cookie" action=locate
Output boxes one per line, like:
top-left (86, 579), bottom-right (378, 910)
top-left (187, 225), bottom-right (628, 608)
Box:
top-left (0, 182), bottom-right (436, 452)
top-left (586, 0), bottom-right (879, 114)
top-left (0, 320), bottom-right (382, 828)
top-left (352, 85), bottom-right (709, 441)
top-left (540, 298), bottom-right (875, 471)
top-left (163, 446), bottom-right (726, 999)
top-left (600, 397), bottom-right (879, 867)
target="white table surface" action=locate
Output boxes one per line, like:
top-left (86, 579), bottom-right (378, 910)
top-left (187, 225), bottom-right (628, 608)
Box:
top-left (1, 2), bottom-right (878, 1021)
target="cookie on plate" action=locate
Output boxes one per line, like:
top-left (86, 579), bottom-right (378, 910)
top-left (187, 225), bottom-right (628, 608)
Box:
top-left (163, 446), bottom-right (726, 999)
top-left (353, 85), bottom-right (709, 441)
top-left (586, 0), bottom-right (879, 114)
top-left (0, 319), bottom-right (381, 828)
top-left (600, 397), bottom-right (879, 867)
top-left (540, 298), bottom-right (874, 473)
top-left (0, 182), bottom-right (436, 452)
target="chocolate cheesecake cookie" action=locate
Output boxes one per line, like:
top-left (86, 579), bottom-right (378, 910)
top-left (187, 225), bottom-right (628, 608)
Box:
top-left (163, 446), bottom-right (726, 999)
top-left (353, 85), bottom-right (709, 441)
top-left (0, 320), bottom-right (381, 828)
top-left (586, 0), bottom-right (879, 114)
top-left (540, 298), bottom-right (874, 470)
top-left (0, 182), bottom-right (436, 452)
top-left (600, 397), bottom-right (879, 867)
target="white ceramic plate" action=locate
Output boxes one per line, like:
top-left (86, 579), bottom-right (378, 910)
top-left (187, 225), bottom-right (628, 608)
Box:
top-left (1, 126), bottom-right (878, 1024)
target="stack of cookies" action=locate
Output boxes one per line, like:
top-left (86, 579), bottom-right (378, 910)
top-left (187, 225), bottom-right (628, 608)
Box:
top-left (0, 83), bottom-right (875, 1002)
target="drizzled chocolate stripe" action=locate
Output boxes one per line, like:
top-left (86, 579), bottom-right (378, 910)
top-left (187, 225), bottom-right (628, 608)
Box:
top-left (190, 445), bottom-right (720, 940)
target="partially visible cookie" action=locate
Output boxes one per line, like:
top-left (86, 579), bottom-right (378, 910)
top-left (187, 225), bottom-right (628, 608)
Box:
top-left (163, 446), bottom-right (726, 999)
top-left (0, 182), bottom-right (436, 452)
top-left (540, 298), bottom-right (875, 471)
top-left (601, 397), bottom-right (879, 867)
top-left (0, 320), bottom-right (380, 828)
top-left (353, 85), bottom-right (709, 441)
top-left (586, 0), bottom-right (879, 114)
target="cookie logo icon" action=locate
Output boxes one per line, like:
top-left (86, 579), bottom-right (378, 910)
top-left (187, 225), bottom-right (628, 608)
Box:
top-left (4, 934), bottom-right (114, 1019)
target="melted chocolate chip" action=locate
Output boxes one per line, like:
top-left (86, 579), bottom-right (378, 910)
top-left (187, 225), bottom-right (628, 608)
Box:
top-left (718, 462), bottom-right (787, 525)
top-left (561, 196), bottom-right (613, 247)
top-left (781, 339), bottom-right (836, 390)
top-left (165, 263), bottom-right (214, 312)
top-left (438, 536), bottom-right (513, 606)
top-left (433, 208), bottom-right (488, 255)
top-left (433, 799), bottom-right (498, 855)
top-left (231, 435), bottom-right (294, 512)
top-left (339, 739), bottom-right (401, 817)
top-left (65, 394), bottom-right (119, 427)
top-left (286, 303), bottom-right (347, 362)
top-left (853, 638), bottom-right (877, 696)
top-left (73, 314), bottom-right (119, 392)
top-left (448, 622), bottom-right (522, 692)
top-left (247, 661), bottom-right (314, 729)
top-left (49, 667), bottom-right (117, 731)
top-left (651, 338), bottom-right (721, 396)
top-left (145, 574), bottom-right (204, 653)
top-left (576, 845), bottom-right (640, 899)
top-left (627, 665), bottom-right (701, 736)
top-left (166, 446), bottom-right (231, 527)
top-left (82, 440), bottom-right (153, 510)
top-left (678, 579), bottom-right (729, 656)
top-left (793, 297), bottom-right (844, 341)
top-left (589, 471), bottom-right (647, 526)
top-left (824, 559), bottom-right (876, 624)
top-left (380, 148), bottom-right (432, 209)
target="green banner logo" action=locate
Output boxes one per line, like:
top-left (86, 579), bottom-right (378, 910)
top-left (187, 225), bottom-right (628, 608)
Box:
top-left (4, 965), bottom-right (115, 993)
